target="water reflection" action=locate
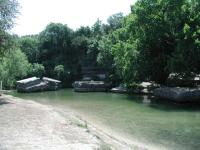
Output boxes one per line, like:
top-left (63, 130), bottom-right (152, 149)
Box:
top-left (127, 94), bottom-right (200, 112)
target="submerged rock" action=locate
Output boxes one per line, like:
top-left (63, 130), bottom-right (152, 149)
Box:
top-left (154, 87), bottom-right (200, 102)
top-left (73, 81), bottom-right (110, 92)
top-left (17, 77), bottom-right (61, 93)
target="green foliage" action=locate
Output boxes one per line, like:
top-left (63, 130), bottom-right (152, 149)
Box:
top-left (0, 0), bottom-right (19, 30)
top-left (54, 65), bottom-right (64, 80)
top-left (0, 32), bottom-right (17, 57)
top-left (97, 0), bottom-right (200, 85)
top-left (31, 63), bottom-right (45, 78)
top-left (97, 35), bottom-right (113, 68)
top-left (0, 0), bottom-right (19, 57)
top-left (19, 35), bottom-right (39, 63)
top-left (0, 0), bottom-right (30, 89)
top-left (97, 13), bottom-right (125, 69)
top-left (10, 0), bottom-right (200, 88)
top-left (167, 0), bottom-right (200, 75)
top-left (74, 26), bottom-right (92, 37)
top-left (71, 35), bottom-right (89, 67)
top-left (98, 15), bottom-right (138, 84)
top-left (84, 19), bottom-right (104, 67)
top-left (107, 12), bottom-right (124, 31)
top-left (86, 39), bottom-right (99, 67)
top-left (91, 19), bottom-right (103, 37)
top-left (38, 23), bottom-right (74, 78)
top-left (0, 48), bottom-right (31, 88)
top-left (130, 0), bottom-right (184, 83)
top-left (107, 0), bottom-right (199, 84)
top-left (38, 23), bottom-right (92, 86)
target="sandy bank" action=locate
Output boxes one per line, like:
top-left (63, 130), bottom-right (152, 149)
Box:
top-left (0, 95), bottom-right (102, 150)
top-left (0, 95), bottom-right (140, 150)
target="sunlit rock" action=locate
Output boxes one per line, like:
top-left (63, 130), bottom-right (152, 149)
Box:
top-left (110, 84), bottom-right (127, 93)
top-left (17, 77), bottom-right (61, 92)
top-left (167, 73), bottom-right (200, 87)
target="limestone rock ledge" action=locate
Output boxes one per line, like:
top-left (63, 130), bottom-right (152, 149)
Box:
top-left (154, 87), bottom-right (200, 102)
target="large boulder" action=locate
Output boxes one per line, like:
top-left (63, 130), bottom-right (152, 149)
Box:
top-left (73, 81), bottom-right (110, 92)
top-left (154, 87), bottom-right (200, 102)
top-left (43, 77), bottom-right (61, 90)
top-left (17, 77), bottom-right (61, 93)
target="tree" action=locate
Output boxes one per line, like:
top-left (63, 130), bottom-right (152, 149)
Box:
top-left (14, 0), bottom-right (200, 87)
top-left (167, 0), bottom-right (200, 75)
top-left (54, 65), bottom-right (64, 80)
top-left (97, 13), bottom-right (139, 85)
top-left (72, 26), bottom-right (92, 67)
top-left (91, 19), bottom-right (103, 37)
top-left (84, 20), bottom-right (104, 67)
top-left (0, 0), bottom-right (19, 56)
top-left (19, 35), bottom-right (39, 63)
top-left (0, 0), bottom-right (19, 30)
top-left (0, 48), bottom-right (31, 88)
top-left (107, 13), bottom-right (124, 31)
top-left (127, 0), bottom-right (189, 83)
top-left (97, 0), bottom-right (200, 85)
top-left (74, 26), bottom-right (92, 37)
top-left (38, 23), bottom-right (73, 76)
top-left (97, 35), bottom-right (114, 68)
top-left (97, 13), bottom-right (128, 72)
top-left (31, 63), bottom-right (45, 78)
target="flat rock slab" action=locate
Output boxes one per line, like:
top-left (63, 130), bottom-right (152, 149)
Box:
top-left (0, 95), bottom-right (100, 150)
top-left (73, 81), bottom-right (109, 92)
top-left (154, 87), bottom-right (200, 102)
top-left (17, 77), bottom-right (61, 93)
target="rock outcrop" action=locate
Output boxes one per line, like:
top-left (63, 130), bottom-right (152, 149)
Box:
top-left (73, 81), bottom-right (110, 92)
top-left (154, 87), bottom-right (200, 102)
top-left (17, 77), bottom-right (61, 92)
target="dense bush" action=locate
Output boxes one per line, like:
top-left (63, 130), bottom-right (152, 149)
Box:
top-left (0, 48), bottom-right (31, 88)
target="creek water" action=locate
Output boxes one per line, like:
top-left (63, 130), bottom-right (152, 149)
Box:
top-left (13, 89), bottom-right (200, 150)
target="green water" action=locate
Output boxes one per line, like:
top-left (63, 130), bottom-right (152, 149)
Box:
top-left (13, 89), bottom-right (200, 150)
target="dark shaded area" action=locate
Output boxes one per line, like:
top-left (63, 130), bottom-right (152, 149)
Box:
top-left (126, 94), bottom-right (200, 112)
top-left (149, 98), bottom-right (200, 112)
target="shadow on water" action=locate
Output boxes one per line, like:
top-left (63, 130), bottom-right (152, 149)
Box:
top-left (126, 94), bottom-right (200, 112)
